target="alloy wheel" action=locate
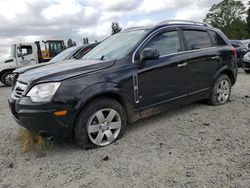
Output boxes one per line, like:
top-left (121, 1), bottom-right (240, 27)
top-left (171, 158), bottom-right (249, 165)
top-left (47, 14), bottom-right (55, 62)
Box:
top-left (87, 108), bottom-right (121, 146)
top-left (216, 79), bottom-right (230, 104)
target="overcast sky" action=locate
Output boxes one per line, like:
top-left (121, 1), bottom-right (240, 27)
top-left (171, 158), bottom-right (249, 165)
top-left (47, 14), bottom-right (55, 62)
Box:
top-left (0, 0), bottom-right (248, 60)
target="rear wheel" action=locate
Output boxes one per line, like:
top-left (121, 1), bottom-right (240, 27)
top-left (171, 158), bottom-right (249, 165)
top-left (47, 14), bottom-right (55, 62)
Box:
top-left (74, 97), bottom-right (127, 149)
top-left (208, 74), bottom-right (231, 106)
top-left (1, 71), bottom-right (14, 86)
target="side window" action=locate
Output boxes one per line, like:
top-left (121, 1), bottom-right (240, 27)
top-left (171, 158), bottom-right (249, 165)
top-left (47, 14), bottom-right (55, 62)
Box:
top-left (18, 45), bottom-right (33, 56)
top-left (143, 31), bottom-right (181, 56)
top-left (208, 30), bottom-right (227, 46)
top-left (183, 30), bottom-right (211, 50)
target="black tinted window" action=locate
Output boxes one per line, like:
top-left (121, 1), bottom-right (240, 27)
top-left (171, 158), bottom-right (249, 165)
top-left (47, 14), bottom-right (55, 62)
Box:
top-left (144, 31), bottom-right (181, 56)
top-left (184, 30), bottom-right (211, 50)
top-left (208, 30), bottom-right (227, 46)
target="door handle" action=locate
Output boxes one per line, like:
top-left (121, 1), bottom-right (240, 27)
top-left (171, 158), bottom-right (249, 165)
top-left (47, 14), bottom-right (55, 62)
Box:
top-left (177, 62), bottom-right (188, 67)
top-left (211, 56), bottom-right (220, 60)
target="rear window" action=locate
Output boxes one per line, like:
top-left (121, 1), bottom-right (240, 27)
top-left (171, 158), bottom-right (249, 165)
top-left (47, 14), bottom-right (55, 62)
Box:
top-left (208, 30), bottom-right (227, 46)
top-left (183, 30), bottom-right (211, 50)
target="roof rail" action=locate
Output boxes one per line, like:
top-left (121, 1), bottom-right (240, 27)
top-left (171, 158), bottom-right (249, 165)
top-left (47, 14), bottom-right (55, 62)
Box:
top-left (123, 26), bottom-right (142, 31)
top-left (123, 26), bottom-right (154, 31)
top-left (157, 20), bottom-right (212, 27)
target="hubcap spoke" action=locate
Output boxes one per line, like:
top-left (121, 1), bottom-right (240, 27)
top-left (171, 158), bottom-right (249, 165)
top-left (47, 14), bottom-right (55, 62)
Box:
top-left (96, 111), bottom-right (105, 123)
top-left (88, 124), bottom-right (100, 133)
top-left (105, 110), bottom-right (116, 122)
top-left (109, 122), bottom-right (121, 130)
top-left (217, 88), bottom-right (223, 94)
top-left (95, 131), bottom-right (104, 145)
top-left (105, 130), bottom-right (115, 142)
top-left (218, 94), bottom-right (223, 102)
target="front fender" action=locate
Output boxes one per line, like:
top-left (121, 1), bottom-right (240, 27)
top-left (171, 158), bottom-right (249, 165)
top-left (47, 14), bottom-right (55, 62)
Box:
top-left (74, 82), bottom-right (134, 112)
top-left (0, 62), bottom-right (17, 73)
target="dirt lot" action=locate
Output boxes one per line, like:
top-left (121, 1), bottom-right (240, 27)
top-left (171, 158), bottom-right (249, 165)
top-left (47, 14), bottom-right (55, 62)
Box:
top-left (0, 70), bottom-right (249, 188)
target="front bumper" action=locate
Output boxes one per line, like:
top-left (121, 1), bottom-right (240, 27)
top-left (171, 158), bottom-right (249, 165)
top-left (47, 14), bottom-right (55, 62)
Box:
top-left (8, 97), bottom-right (75, 140)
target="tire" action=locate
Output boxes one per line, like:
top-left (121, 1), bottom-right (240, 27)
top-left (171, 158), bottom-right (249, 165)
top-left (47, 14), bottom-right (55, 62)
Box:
top-left (73, 97), bottom-right (127, 149)
top-left (208, 74), bottom-right (231, 106)
top-left (1, 71), bottom-right (14, 86)
top-left (244, 70), bottom-right (250, 74)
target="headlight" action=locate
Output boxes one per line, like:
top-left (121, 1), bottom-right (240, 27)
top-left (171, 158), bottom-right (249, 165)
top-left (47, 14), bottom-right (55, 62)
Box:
top-left (26, 82), bottom-right (61, 102)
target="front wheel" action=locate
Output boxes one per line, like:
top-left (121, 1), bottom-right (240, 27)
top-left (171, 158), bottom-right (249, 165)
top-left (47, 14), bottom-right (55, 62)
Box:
top-left (208, 74), bottom-right (232, 106)
top-left (1, 71), bottom-right (14, 86)
top-left (74, 97), bottom-right (127, 149)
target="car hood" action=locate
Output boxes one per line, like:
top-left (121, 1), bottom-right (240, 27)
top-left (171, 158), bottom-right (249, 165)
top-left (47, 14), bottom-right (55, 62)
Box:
top-left (18, 59), bottom-right (115, 84)
top-left (14, 62), bottom-right (54, 74)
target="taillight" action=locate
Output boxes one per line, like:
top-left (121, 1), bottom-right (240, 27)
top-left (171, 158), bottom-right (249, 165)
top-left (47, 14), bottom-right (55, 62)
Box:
top-left (231, 47), bottom-right (237, 57)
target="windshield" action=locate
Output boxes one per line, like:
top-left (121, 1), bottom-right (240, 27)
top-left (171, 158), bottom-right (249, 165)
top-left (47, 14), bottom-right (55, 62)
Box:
top-left (49, 46), bottom-right (79, 63)
top-left (83, 30), bottom-right (148, 61)
top-left (10, 44), bottom-right (16, 58)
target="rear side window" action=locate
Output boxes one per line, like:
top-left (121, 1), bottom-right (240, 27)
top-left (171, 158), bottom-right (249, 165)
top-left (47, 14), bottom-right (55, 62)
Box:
top-left (143, 31), bottom-right (181, 56)
top-left (208, 30), bottom-right (227, 46)
top-left (183, 30), bottom-right (211, 50)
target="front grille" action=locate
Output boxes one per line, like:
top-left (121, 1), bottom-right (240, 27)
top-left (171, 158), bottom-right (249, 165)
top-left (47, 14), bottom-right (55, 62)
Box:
top-left (12, 81), bottom-right (28, 100)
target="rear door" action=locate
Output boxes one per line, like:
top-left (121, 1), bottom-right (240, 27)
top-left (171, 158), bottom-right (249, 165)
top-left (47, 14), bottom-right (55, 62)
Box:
top-left (181, 28), bottom-right (223, 99)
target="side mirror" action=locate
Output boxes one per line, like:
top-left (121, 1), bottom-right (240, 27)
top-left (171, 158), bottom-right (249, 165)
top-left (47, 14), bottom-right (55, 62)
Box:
top-left (138, 48), bottom-right (159, 68)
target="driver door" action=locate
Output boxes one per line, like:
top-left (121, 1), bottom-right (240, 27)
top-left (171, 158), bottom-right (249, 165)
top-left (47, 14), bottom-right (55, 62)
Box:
top-left (136, 29), bottom-right (189, 108)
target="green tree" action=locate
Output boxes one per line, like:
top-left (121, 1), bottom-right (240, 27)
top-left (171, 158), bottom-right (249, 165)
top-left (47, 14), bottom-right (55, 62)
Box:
top-left (67, 38), bottom-right (74, 48)
top-left (204, 0), bottom-right (246, 39)
top-left (229, 18), bottom-right (248, 39)
top-left (83, 37), bottom-right (89, 44)
top-left (246, 1), bottom-right (250, 37)
top-left (111, 22), bottom-right (122, 35)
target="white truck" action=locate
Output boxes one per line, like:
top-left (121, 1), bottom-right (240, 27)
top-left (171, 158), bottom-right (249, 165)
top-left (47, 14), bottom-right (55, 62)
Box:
top-left (0, 40), bottom-right (65, 86)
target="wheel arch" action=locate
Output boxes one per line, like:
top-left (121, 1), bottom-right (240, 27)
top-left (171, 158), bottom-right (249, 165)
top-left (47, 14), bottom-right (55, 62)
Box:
top-left (213, 67), bottom-right (236, 86)
top-left (74, 86), bottom-right (137, 128)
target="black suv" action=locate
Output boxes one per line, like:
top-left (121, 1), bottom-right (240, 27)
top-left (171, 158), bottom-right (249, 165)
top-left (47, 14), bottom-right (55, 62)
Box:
top-left (9, 20), bottom-right (238, 149)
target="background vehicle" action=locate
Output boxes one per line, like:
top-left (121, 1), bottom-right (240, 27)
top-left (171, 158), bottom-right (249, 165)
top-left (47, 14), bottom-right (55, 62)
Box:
top-left (9, 20), bottom-right (237, 149)
top-left (243, 52), bottom-right (250, 73)
top-left (230, 40), bottom-right (248, 67)
top-left (0, 40), bottom-right (65, 86)
top-left (15, 43), bottom-right (100, 75)
top-left (241, 39), bottom-right (250, 51)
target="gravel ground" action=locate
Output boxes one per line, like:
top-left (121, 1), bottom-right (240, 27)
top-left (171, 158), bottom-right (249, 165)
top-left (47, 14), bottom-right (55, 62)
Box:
top-left (0, 70), bottom-right (250, 188)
